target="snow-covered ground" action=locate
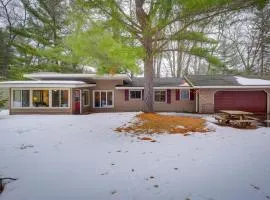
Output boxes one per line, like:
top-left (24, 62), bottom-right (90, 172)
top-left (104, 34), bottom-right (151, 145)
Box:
top-left (0, 110), bottom-right (270, 200)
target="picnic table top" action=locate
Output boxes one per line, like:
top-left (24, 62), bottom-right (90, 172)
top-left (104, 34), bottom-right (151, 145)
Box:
top-left (219, 110), bottom-right (254, 115)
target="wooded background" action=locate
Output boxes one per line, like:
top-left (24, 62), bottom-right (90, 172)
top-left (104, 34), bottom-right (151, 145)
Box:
top-left (0, 0), bottom-right (269, 110)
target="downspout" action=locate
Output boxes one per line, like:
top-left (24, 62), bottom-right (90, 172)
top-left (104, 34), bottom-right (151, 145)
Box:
top-left (196, 91), bottom-right (198, 113)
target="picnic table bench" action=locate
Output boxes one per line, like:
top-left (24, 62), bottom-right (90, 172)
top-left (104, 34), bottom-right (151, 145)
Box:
top-left (213, 115), bottom-right (228, 125)
top-left (246, 116), bottom-right (259, 121)
top-left (230, 120), bottom-right (256, 128)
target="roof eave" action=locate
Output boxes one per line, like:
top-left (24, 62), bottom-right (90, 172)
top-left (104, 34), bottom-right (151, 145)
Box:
top-left (24, 73), bottom-right (131, 81)
top-left (115, 86), bottom-right (193, 89)
top-left (0, 83), bottom-right (96, 88)
top-left (194, 85), bottom-right (270, 88)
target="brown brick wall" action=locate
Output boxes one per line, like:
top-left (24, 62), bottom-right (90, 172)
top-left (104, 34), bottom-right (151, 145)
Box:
top-left (87, 80), bottom-right (196, 113)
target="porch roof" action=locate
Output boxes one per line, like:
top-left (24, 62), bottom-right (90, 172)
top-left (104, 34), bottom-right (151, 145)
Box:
top-left (0, 80), bottom-right (96, 88)
top-left (23, 72), bottom-right (131, 82)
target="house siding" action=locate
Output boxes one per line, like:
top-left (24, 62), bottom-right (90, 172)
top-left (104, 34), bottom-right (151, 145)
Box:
top-left (9, 80), bottom-right (270, 115)
top-left (85, 80), bottom-right (196, 113)
top-left (198, 88), bottom-right (270, 114)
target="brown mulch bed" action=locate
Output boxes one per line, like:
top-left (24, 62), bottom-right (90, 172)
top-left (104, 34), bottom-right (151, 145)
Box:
top-left (115, 113), bottom-right (209, 135)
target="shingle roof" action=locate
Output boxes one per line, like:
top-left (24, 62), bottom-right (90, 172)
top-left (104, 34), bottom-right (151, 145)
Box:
top-left (186, 75), bottom-right (270, 86)
top-left (120, 77), bottom-right (190, 87)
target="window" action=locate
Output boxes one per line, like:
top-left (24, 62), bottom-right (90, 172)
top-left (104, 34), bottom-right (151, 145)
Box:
top-left (32, 90), bottom-right (49, 107)
top-left (155, 90), bottom-right (166, 102)
top-left (11, 89), bottom-right (70, 109)
top-left (180, 89), bottom-right (190, 100)
top-left (93, 90), bottom-right (114, 108)
top-left (13, 90), bottom-right (30, 107)
top-left (130, 90), bottom-right (142, 99)
top-left (83, 90), bottom-right (89, 106)
top-left (52, 90), bottom-right (69, 107)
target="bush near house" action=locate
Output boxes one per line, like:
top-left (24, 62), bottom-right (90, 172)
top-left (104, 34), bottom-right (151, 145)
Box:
top-left (0, 88), bottom-right (8, 109)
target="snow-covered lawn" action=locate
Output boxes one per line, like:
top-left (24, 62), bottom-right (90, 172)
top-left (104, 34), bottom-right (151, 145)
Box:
top-left (0, 110), bottom-right (270, 200)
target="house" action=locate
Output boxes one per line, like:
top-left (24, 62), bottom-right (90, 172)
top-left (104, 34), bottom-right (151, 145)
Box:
top-left (0, 72), bottom-right (270, 115)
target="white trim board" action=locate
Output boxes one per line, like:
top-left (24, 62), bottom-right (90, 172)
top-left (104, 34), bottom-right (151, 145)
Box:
top-left (24, 73), bottom-right (131, 81)
top-left (193, 86), bottom-right (270, 89)
top-left (0, 81), bottom-right (96, 88)
top-left (115, 86), bottom-right (193, 89)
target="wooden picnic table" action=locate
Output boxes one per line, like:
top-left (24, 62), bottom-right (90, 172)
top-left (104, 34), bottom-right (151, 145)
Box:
top-left (214, 110), bottom-right (257, 128)
top-left (220, 110), bottom-right (253, 120)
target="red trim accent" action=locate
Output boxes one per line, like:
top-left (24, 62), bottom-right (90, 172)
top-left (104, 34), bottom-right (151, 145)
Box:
top-left (175, 89), bottom-right (180, 100)
top-left (190, 89), bottom-right (195, 101)
top-left (167, 89), bottom-right (171, 104)
top-left (125, 89), bottom-right (129, 101)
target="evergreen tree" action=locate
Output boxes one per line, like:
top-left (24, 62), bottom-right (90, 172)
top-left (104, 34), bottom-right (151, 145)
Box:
top-left (12, 0), bottom-right (77, 72)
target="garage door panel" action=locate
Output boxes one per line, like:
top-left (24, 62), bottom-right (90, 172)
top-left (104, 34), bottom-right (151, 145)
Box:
top-left (214, 91), bottom-right (267, 113)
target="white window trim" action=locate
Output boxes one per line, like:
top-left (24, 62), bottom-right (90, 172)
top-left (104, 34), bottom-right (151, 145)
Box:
top-left (180, 89), bottom-right (190, 100)
top-left (129, 89), bottom-right (142, 100)
top-left (11, 88), bottom-right (71, 109)
top-left (93, 90), bottom-right (114, 108)
top-left (154, 90), bottom-right (167, 103)
top-left (51, 89), bottom-right (70, 108)
top-left (83, 89), bottom-right (90, 107)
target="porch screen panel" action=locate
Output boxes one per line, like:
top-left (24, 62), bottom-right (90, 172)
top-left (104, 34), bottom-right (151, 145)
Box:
top-left (52, 90), bottom-right (60, 107)
top-left (33, 90), bottom-right (49, 107)
top-left (13, 90), bottom-right (21, 107)
top-left (94, 91), bottom-right (100, 107)
top-left (13, 90), bottom-right (30, 107)
top-left (61, 90), bottom-right (68, 107)
top-left (107, 92), bottom-right (113, 106)
top-left (101, 91), bottom-right (106, 107)
top-left (22, 90), bottom-right (30, 107)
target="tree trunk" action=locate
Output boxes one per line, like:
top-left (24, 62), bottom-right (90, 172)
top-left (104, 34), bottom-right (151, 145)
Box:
top-left (143, 43), bottom-right (154, 113)
top-left (134, 0), bottom-right (154, 112)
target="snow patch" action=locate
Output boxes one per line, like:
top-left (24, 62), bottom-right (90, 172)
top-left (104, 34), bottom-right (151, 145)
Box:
top-left (0, 112), bottom-right (270, 200)
top-left (235, 76), bottom-right (270, 85)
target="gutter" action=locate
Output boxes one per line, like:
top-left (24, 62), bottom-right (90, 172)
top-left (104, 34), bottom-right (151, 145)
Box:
top-left (193, 86), bottom-right (270, 89)
top-left (115, 86), bottom-right (193, 90)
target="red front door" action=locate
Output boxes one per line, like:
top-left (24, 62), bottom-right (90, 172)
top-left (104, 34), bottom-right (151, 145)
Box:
top-left (74, 89), bottom-right (81, 114)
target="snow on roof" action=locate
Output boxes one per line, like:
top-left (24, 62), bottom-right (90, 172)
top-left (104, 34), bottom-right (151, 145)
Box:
top-left (0, 80), bottom-right (96, 88)
top-left (235, 76), bottom-right (270, 86)
top-left (24, 73), bottom-right (131, 81)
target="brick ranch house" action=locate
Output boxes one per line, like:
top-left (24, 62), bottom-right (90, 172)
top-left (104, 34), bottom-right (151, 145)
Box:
top-left (0, 73), bottom-right (270, 115)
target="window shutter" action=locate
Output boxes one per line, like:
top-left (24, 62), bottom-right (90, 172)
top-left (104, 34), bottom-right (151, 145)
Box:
top-left (125, 89), bottom-right (129, 101)
top-left (176, 89), bottom-right (180, 100)
top-left (142, 89), bottom-right (144, 100)
top-left (190, 89), bottom-right (195, 101)
top-left (167, 89), bottom-right (171, 104)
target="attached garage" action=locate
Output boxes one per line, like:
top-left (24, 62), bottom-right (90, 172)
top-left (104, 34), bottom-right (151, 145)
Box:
top-left (214, 91), bottom-right (267, 113)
